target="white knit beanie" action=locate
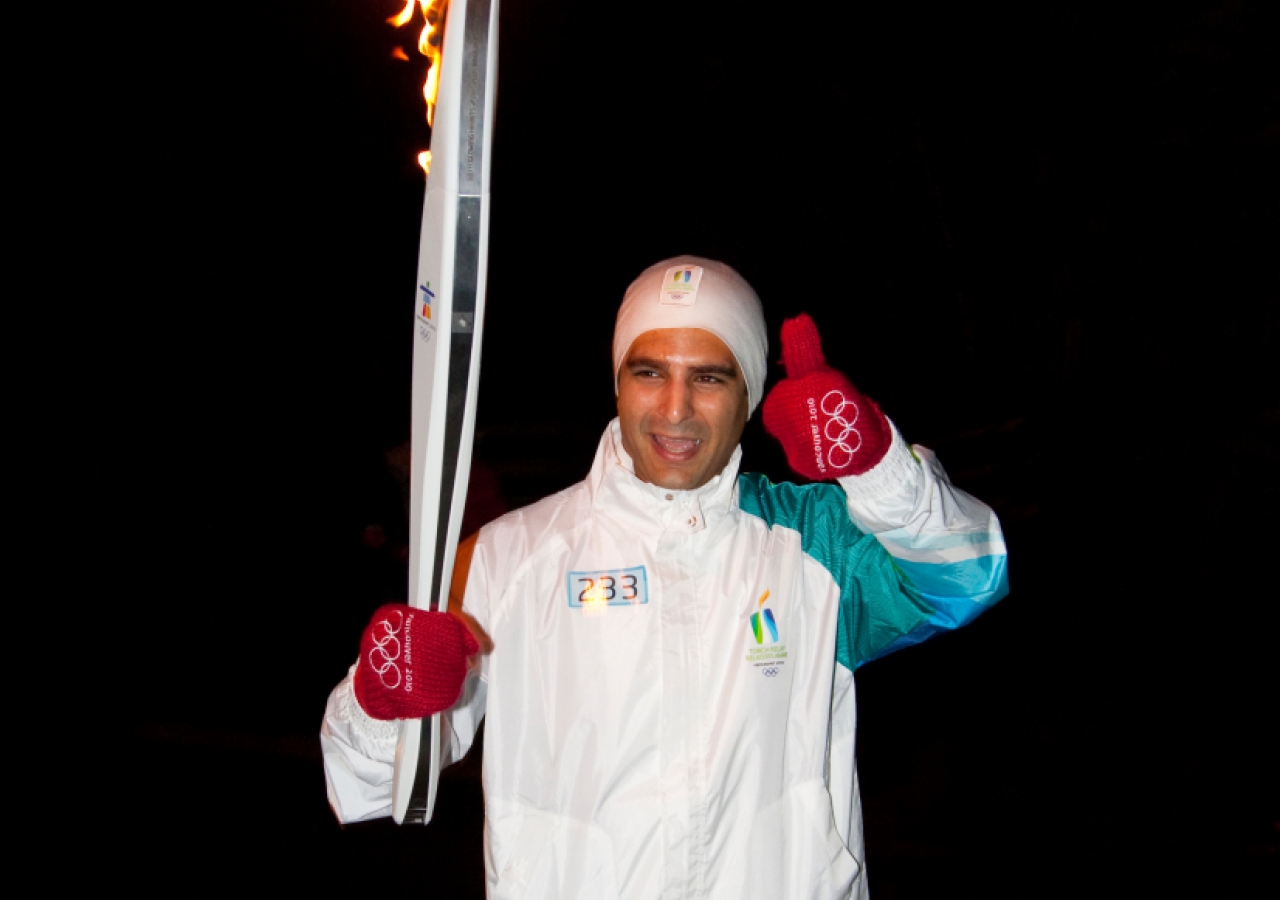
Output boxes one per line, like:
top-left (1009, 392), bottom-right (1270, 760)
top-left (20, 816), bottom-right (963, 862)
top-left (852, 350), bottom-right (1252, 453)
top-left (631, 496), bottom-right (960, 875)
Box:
top-left (612, 256), bottom-right (768, 415)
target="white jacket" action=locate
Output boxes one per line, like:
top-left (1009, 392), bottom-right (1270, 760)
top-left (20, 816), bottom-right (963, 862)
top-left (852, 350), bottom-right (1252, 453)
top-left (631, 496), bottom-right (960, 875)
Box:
top-left (322, 419), bottom-right (1009, 899)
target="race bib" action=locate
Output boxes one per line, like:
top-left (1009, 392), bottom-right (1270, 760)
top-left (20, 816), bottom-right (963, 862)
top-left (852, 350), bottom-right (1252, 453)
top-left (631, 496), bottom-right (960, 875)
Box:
top-left (567, 566), bottom-right (649, 608)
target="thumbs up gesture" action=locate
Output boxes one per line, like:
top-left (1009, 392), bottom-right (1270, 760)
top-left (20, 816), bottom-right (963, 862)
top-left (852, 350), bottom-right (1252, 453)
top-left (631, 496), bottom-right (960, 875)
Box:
top-left (761, 314), bottom-right (892, 481)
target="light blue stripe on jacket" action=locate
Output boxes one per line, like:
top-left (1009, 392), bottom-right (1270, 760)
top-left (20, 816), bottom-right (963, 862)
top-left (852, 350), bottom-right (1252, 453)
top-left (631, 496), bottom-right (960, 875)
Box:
top-left (862, 552), bottom-right (1009, 663)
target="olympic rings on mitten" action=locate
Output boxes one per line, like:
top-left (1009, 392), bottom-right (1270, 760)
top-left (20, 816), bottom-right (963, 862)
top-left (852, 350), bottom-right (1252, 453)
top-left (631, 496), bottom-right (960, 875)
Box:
top-left (761, 314), bottom-right (892, 481)
top-left (352, 604), bottom-right (480, 721)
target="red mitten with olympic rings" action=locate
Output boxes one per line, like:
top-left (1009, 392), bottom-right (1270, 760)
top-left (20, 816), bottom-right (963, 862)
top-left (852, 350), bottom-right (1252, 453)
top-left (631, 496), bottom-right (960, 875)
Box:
top-left (352, 604), bottom-right (480, 721)
top-left (761, 314), bottom-right (892, 481)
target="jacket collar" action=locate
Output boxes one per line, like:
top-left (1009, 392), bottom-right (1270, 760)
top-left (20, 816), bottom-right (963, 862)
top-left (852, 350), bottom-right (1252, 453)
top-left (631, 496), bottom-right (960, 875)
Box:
top-left (587, 418), bottom-right (741, 535)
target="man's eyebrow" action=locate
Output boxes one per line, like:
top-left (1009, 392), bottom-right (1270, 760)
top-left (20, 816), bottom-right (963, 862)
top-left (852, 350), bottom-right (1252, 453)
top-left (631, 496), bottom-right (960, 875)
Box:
top-left (625, 356), bottom-right (739, 378)
top-left (689, 363), bottom-right (739, 378)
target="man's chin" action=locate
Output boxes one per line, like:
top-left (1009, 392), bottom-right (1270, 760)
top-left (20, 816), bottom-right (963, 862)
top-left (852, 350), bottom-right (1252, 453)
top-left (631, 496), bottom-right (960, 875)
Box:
top-left (637, 459), bottom-right (712, 492)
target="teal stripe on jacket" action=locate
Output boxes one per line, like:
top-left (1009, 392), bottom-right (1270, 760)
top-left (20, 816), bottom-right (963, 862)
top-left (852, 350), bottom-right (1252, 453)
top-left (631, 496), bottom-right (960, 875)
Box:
top-left (737, 473), bottom-right (1009, 670)
top-left (738, 473), bottom-right (930, 670)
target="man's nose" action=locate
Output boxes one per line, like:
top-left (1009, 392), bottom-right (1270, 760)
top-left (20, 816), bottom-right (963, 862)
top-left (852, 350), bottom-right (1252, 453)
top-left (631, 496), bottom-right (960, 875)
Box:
top-left (659, 377), bottom-right (694, 423)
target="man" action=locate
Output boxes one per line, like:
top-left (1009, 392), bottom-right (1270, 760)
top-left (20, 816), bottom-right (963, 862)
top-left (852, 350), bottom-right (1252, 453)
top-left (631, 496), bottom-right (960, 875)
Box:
top-left (321, 256), bottom-right (1009, 899)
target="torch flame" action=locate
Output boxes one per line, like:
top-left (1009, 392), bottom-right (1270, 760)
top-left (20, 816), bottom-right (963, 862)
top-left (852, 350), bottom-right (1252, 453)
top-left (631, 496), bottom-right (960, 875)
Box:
top-left (387, 0), bottom-right (451, 152)
top-left (387, 0), bottom-right (415, 28)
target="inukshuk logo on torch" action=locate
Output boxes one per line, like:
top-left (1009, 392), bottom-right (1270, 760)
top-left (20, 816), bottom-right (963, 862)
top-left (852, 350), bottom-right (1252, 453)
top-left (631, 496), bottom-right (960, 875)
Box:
top-left (387, 0), bottom-right (452, 173)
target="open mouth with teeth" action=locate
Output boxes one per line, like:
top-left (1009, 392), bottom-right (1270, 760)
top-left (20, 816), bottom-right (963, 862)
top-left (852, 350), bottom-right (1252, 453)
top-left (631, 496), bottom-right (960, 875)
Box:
top-left (651, 434), bottom-right (703, 460)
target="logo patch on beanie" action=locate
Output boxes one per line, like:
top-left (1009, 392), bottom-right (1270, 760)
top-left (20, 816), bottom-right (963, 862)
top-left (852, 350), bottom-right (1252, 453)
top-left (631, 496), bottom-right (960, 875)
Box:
top-left (659, 265), bottom-right (704, 306)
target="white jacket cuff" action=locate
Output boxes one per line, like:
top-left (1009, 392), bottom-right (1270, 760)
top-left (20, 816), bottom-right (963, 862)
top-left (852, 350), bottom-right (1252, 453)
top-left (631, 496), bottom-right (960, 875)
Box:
top-left (319, 664), bottom-right (400, 823)
top-left (838, 420), bottom-right (919, 503)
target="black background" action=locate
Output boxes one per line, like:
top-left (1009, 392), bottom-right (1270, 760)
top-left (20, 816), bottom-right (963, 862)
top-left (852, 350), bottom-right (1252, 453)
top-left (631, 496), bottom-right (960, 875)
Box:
top-left (105, 1), bottom-right (1276, 896)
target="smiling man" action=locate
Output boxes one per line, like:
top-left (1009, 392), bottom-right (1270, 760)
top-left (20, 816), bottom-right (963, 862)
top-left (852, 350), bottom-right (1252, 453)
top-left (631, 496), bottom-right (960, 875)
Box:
top-left (617, 328), bottom-right (748, 491)
top-left (321, 256), bottom-right (1010, 899)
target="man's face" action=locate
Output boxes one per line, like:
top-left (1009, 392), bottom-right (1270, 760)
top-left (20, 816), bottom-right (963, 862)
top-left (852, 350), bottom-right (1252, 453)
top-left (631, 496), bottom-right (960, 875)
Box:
top-left (617, 328), bottom-right (749, 491)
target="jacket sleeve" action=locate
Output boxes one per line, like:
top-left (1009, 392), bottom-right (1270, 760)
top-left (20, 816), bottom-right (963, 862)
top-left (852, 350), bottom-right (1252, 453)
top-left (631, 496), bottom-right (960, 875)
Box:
top-left (319, 663), bottom-right (487, 824)
top-left (739, 418), bottom-right (1008, 669)
top-left (320, 665), bottom-right (401, 823)
top-left (836, 420), bottom-right (1009, 663)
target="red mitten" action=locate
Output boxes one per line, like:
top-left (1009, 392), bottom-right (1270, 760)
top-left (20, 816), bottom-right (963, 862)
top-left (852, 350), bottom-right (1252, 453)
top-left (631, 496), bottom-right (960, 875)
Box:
top-left (761, 314), bottom-right (892, 480)
top-left (352, 604), bottom-right (480, 721)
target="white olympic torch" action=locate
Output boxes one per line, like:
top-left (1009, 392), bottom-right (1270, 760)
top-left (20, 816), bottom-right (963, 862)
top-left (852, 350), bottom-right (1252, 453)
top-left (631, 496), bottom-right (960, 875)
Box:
top-left (392, 0), bottom-right (498, 826)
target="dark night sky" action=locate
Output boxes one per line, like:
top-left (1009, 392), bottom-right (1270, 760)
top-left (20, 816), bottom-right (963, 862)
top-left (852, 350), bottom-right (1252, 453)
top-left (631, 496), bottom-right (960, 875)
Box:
top-left (104, 1), bottom-right (1276, 895)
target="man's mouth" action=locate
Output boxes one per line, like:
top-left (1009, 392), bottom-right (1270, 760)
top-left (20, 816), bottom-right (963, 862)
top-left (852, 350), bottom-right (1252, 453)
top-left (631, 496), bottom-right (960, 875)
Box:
top-left (651, 434), bottom-right (702, 460)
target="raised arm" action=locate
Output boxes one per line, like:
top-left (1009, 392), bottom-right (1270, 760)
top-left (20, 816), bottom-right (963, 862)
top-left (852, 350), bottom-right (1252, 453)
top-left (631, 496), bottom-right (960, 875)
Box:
top-left (761, 314), bottom-right (1009, 667)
